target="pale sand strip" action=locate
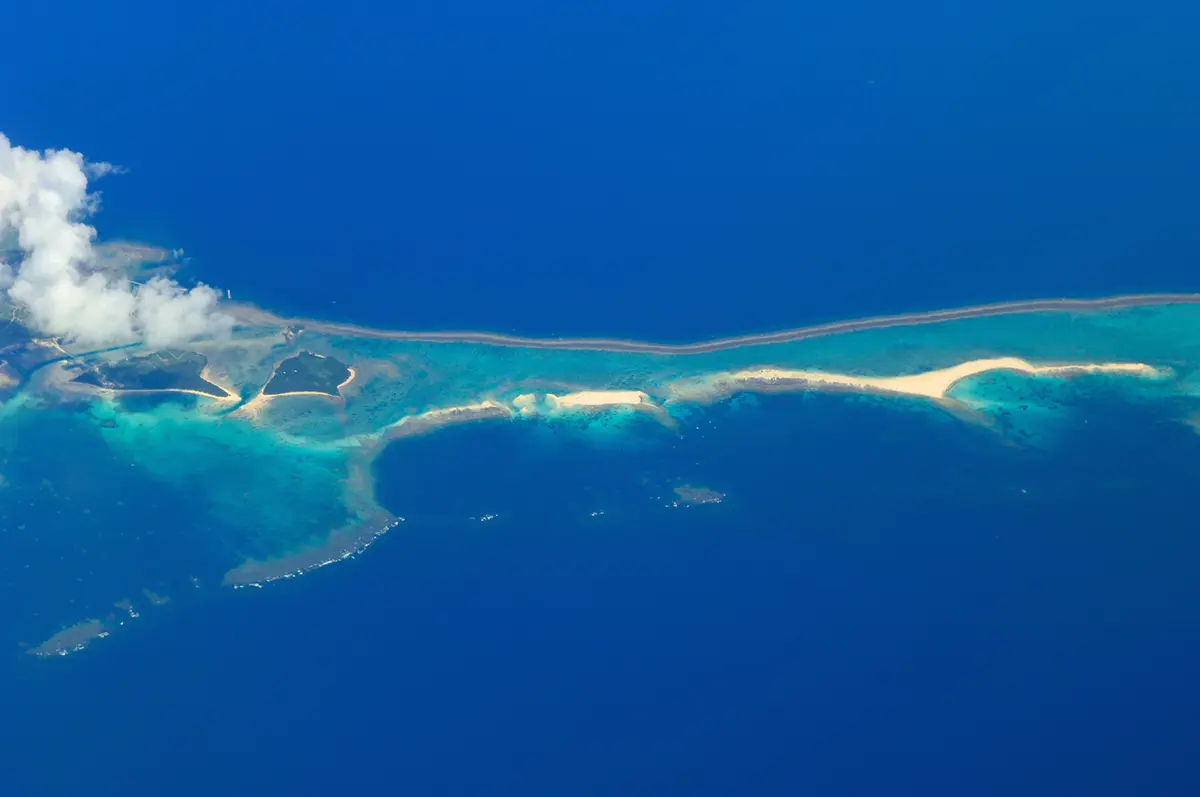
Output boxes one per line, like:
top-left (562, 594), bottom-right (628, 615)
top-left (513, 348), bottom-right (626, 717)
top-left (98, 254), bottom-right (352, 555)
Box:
top-left (546, 390), bottom-right (654, 409)
top-left (542, 389), bottom-right (676, 427)
top-left (88, 386), bottom-right (235, 400)
top-left (670, 358), bottom-right (1163, 403)
top-left (337, 366), bottom-right (357, 393)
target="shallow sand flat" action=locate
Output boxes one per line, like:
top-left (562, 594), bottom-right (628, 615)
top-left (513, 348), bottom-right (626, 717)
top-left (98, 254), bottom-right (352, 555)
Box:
top-left (668, 358), bottom-right (1162, 403)
top-left (199, 366), bottom-right (240, 399)
top-left (546, 390), bottom-right (654, 409)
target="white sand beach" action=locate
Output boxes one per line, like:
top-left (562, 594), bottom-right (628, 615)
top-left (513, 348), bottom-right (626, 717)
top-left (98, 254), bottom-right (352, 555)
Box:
top-left (545, 390), bottom-right (654, 409)
top-left (669, 357), bottom-right (1162, 403)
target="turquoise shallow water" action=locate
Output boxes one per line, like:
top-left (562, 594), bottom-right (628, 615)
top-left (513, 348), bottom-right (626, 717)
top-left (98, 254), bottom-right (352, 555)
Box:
top-left (0, 403), bottom-right (216, 647)
top-left (0, 393), bottom-right (352, 649)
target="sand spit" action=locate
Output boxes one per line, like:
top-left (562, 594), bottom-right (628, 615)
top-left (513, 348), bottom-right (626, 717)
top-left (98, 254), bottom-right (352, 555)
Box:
top-left (667, 358), bottom-right (1164, 404)
top-left (337, 366), bottom-right (357, 393)
top-left (546, 390), bottom-right (654, 409)
top-left (227, 293), bottom-right (1200, 354)
top-left (539, 389), bottom-right (675, 425)
top-left (199, 366), bottom-right (240, 400)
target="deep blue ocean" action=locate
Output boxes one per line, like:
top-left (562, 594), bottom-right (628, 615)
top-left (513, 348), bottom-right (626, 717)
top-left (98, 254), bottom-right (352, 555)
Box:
top-left (9, 395), bottom-right (1200, 794)
top-left (4, 1), bottom-right (1200, 794)
top-left (4, 1), bottom-right (1200, 340)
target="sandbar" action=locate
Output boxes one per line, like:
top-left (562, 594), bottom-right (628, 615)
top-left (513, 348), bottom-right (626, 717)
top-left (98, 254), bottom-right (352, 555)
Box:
top-left (546, 390), bottom-right (654, 409)
top-left (668, 358), bottom-right (1163, 403)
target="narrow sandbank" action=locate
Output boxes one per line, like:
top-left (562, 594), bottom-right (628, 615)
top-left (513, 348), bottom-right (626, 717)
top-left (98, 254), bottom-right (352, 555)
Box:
top-left (667, 358), bottom-right (1163, 404)
top-left (536, 389), bottom-right (675, 426)
top-left (546, 390), bottom-right (655, 409)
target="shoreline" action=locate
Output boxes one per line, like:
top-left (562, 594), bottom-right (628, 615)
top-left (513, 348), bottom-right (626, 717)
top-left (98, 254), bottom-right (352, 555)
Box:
top-left (87, 386), bottom-right (236, 401)
top-left (546, 390), bottom-right (654, 409)
top-left (227, 292), bottom-right (1200, 354)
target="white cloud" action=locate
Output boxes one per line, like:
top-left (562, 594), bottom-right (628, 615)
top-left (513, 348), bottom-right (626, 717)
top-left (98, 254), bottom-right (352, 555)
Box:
top-left (0, 133), bottom-right (231, 348)
top-left (85, 161), bottom-right (129, 179)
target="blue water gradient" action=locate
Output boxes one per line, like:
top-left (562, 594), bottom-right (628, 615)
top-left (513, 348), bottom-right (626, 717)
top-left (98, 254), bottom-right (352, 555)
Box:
top-left (8, 392), bottom-right (1200, 795)
top-left (4, 1), bottom-right (1200, 793)
top-left (3, 1), bottom-right (1200, 339)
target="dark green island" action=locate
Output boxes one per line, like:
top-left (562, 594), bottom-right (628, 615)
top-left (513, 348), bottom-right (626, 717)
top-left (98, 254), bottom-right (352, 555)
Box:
top-left (262, 351), bottom-right (352, 397)
top-left (72, 350), bottom-right (231, 398)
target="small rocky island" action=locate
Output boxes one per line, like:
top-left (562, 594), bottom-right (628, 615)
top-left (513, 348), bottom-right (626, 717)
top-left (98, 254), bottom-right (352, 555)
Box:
top-left (262, 351), bottom-right (352, 397)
